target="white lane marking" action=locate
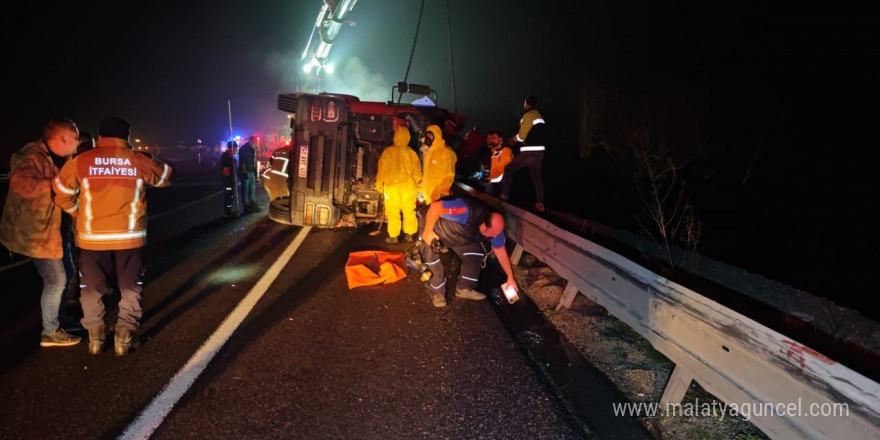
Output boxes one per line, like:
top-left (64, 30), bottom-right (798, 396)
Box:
top-left (118, 226), bottom-right (312, 440)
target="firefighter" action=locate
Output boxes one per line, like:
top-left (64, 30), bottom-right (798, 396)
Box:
top-left (418, 124), bottom-right (456, 204)
top-left (54, 116), bottom-right (172, 356)
top-left (376, 126), bottom-right (422, 243)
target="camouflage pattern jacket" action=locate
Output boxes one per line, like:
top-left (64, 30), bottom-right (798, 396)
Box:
top-left (0, 140), bottom-right (65, 258)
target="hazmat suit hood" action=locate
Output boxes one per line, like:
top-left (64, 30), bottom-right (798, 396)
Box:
top-left (423, 125), bottom-right (447, 151)
top-left (419, 124), bottom-right (456, 204)
top-left (376, 126), bottom-right (421, 193)
top-left (393, 126), bottom-right (411, 146)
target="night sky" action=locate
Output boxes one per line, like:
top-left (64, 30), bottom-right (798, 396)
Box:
top-left (9, 0), bottom-right (871, 148)
top-left (4, 0), bottom-right (878, 318)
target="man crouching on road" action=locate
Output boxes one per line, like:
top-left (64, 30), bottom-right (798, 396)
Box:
top-left (53, 116), bottom-right (172, 356)
top-left (418, 194), bottom-right (519, 308)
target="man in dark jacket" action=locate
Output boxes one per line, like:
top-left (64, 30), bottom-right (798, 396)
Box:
top-left (221, 141), bottom-right (239, 217)
top-left (500, 94), bottom-right (548, 212)
top-left (417, 194), bottom-right (519, 308)
top-left (238, 136), bottom-right (260, 213)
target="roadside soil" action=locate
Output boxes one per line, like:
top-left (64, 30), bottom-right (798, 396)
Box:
top-left (514, 254), bottom-right (772, 440)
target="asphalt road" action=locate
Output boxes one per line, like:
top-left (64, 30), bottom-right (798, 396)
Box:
top-left (0, 150), bottom-right (650, 440)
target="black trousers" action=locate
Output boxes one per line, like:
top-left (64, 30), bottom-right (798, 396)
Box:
top-left (500, 150), bottom-right (545, 204)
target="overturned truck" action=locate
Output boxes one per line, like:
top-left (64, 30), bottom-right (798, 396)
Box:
top-left (262, 89), bottom-right (466, 227)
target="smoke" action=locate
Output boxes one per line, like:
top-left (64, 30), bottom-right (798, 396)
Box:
top-left (266, 51), bottom-right (392, 102)
top-left (322, 57), bottom-right (391, 101)
top-left (265, 48), bottom-right (300, 92)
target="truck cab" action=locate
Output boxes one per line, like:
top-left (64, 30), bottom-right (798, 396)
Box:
top-left (262, 91), bottom-right (466, 227)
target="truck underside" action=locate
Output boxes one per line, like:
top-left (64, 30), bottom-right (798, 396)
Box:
top-left (261, 92), bottom-right (465, 228)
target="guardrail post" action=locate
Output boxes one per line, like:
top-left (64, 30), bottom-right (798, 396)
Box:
top-left (556, 282), bottom-right (580, 312)
top-left (510, 243), bottom-right (524, 265)
top-left (659, 364), bottom-right (694, 406)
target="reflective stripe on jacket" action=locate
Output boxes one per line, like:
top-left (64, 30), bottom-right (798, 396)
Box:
top-left (489, 147), bottom-right (513, 182)
top-left (53, 138), bottom-right (172, 250)
top-left (515, 108), bottom-right (547, 151)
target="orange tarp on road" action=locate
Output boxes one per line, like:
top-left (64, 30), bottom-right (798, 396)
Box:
top-left (345, 251), bottom-right (408, 289)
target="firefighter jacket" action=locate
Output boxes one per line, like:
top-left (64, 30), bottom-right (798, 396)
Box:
top-left (53, 137), bottom-right (172, 251)
top-left (376, 127), bottom-right (421, 194)
top-left (0, 140), bottom-right (65, 258)
top-left (489, 147), bottom-right (513, 183)
top-left (515, 108), bottom-right (548, 152)
top-left (419, 125), bottom-right (457, 204)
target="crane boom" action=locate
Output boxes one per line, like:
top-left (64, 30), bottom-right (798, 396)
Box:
top-left (301, 0), bottom-right (359, 77)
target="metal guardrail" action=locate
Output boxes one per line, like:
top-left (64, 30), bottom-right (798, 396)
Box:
top-left (500, 201), bottom-right (880, 439)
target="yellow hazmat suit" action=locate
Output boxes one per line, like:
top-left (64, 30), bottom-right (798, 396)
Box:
top-left (376, 127), bottom-right (422, 239)
top-left (419, 124), bottom-right (457, 204)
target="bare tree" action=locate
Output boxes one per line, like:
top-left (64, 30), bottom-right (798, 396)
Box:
top-left (627, 127), bottom-right (702, 271)
top-left (585, 90), bottom-right (703, 271)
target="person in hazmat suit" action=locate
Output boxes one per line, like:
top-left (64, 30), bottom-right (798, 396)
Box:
top-left (376, 126), bottom-right (423, 243)
top-left (418, 124), bottom-right (457, 205)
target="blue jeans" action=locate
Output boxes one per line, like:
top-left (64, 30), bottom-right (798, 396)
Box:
top-left (32, 257), bottom-right (67, 335)
top-left (240, 172), bottom-right (256, 208)
top-left (58, 237), bottom-right (76, 322)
